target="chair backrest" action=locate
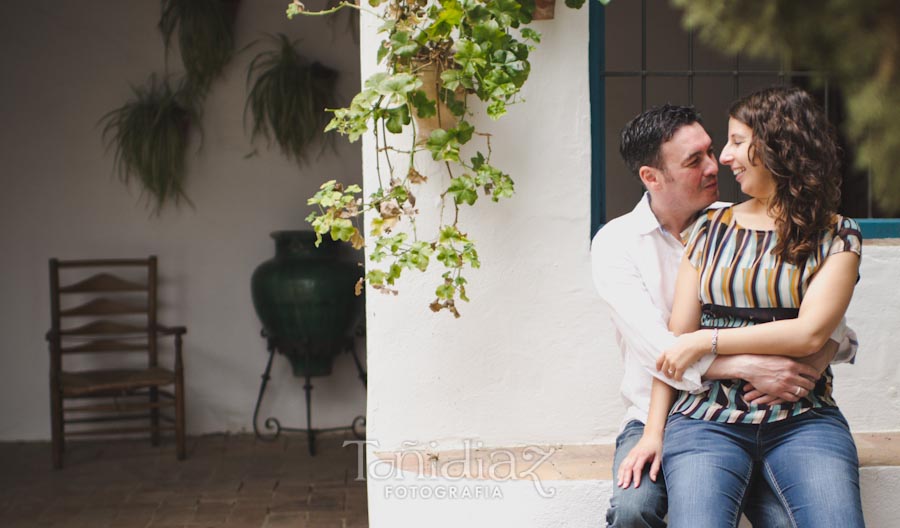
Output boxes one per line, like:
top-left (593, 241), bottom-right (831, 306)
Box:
top-left (49, 257), bottom-right (158, 368)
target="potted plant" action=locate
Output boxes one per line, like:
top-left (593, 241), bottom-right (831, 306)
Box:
top-left (159, 0), bottom-right (241, 99)
top-left (100, 75), bottom-right (198, 213)
top-left (245, 33), bottom-right (339, 163)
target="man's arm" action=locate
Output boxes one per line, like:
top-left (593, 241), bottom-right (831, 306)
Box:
top-left (658, 251), bottom-right (860, 380)
top-left (703, 345), bottom-right (833, 404)
top-left (591, 232), bottom-right (712, 392)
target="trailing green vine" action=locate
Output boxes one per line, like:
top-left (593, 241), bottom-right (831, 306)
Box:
top-left (291, 0), bottom-right (605, 316)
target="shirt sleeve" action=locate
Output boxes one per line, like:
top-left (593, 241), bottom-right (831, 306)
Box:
top-left (591, 229), bottom-right (709, 393)
top-left (830, 321), bottom-right (858, 364)
top-left (828, 216), bottom-right (863, 258)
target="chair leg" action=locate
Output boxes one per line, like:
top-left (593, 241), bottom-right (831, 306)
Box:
top-left (175, 378), bottom-right (186, 461)
top-left (50, 388), bottom-right (63, 469)
top-left (149, 387), bottom-right (160, 447)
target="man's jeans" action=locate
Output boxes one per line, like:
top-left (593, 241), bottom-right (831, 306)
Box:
top-left (606, 420), bottom-right (793, 528)
top-left (662, 407), bottom-right (865, 528)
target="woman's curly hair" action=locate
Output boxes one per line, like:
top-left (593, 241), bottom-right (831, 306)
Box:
top-left (730, 86), bottom-right (842, 265)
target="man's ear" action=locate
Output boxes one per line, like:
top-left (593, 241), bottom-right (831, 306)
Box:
top-left (639, 165), bottom-right (663, 190)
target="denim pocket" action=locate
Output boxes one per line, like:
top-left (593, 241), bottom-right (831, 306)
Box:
top-left (807, 406), bottom-right (851, 430)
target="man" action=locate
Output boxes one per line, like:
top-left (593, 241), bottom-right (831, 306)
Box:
top-left (591, 105), bottom-right (856, 527)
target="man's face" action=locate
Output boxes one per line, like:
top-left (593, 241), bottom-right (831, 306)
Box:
top-left (656, 122), bottom-right (720, 213)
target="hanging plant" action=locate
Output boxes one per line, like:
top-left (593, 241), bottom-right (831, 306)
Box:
top-left (159, 0), bottom-right (240, 99)
top-left (101, 76), bottom-right (198, 213)
top-left (245, 33), bottom-right (339, 163)
top-left (290, 0), bottom-right (609, 316)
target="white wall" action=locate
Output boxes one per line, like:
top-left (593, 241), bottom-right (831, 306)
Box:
top-left (358, 3), bottom-right (900, 528)
top-left (0, 1), bottom-right (366, 439)
top-left (361, 7), bottom-right (612, 455)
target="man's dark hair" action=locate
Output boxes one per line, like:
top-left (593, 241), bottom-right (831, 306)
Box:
top-left (619, 104), bottom-right (702, 175)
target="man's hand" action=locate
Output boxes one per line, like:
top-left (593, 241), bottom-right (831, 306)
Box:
top-left (741, 339), bottom-right (839, 405)
top-left (739, 356), bottom-right (818, 405)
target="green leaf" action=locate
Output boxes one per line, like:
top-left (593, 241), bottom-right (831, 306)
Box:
top-left (439, 69), bottom-right (466, 92)
top-left (426, 0), bottom-right (464, 39)
top-left (373, 73), bottom-right (421, 108)
top-left (367, 269), bottom-right (386, 286)
top-left (520, 28), bottom-right (542, 43)
top-left (426, 128), bottom-right (461, 161)
top-left (385, 104), bottom-right (411, 133)
top-left (377, 41), bottom-right (391, 64)
top-left (390, 31), bottom-right (420, 57)
top-left (456, 121), bottom-right (475, 144)
top-left (387, 263), bottom-right (403, 284)
top-left (436, 245), bottom-right (461, 267)
top-left (472, 19), bottom-right (506, 49)
top-left (487, 99), bottom-right (507, 120)
top-left (470, 152), bottom-right (486, 169)
top-left (455, 39), bottom-right (487, 69)
top-left (410, 90), bottom-right (437, 119)
top-left (439, 225), bottom-right (466, 243)
top-left (330, 218), bottom-right (356, 241)
top-left (447, 175), bottom-right (478, 206)
top-left (435, 282), bottom-right (456, 300)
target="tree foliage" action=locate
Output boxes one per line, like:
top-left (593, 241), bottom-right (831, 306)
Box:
top-left (670, 0), bottom-right (900, 213)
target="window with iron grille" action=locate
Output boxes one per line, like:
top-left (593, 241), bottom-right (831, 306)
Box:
top-left (589, 0), bottom-right (900, 238)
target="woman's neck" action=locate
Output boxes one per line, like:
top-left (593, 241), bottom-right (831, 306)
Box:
top-left (734, 198), bottom-right (778, 230)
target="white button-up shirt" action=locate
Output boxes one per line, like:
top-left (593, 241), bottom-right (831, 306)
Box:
top-left (591, 193), bottom-right (716, 430)
top-left (591, 193), bottom-right (855, 431)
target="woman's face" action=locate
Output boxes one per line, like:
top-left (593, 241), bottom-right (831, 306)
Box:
top-left (719, 117), bottom-right (776, 199)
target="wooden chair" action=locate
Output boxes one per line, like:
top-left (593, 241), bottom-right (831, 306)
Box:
top-left (46, 257), bottom-right (186, 468)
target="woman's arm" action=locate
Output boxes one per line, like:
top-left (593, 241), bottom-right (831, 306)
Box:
top-left (669, 251), bottom-right (703, 336)
top-left (617, 254), bottom-right (698, 489)
top-left (616, 377), bottom-right (676, 489)
top-left (657, 251), bottom-right (860, 380)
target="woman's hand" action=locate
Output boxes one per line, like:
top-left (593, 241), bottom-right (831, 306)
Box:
top-left (656, 330), bottom-right (710, 381)
top-left (616, 434), bottom-right (663, 489)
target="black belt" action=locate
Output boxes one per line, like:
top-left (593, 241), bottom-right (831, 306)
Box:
top-left (701, 303), bottom-right (799, 326)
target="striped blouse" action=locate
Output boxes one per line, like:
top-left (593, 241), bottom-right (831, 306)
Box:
top-left (671, 207), bottom-right (863, 424)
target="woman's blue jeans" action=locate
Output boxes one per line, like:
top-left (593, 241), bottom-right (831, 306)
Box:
top-left (607, 420), bottom-right (792, 527)
top-left (662, 407), bottom-right (865, 528)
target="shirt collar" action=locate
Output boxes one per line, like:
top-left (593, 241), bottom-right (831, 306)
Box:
top-left (631, 192), bottom-right (665, 236)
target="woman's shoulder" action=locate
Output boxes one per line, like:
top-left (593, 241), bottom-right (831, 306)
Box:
top-left (698, 204), bottom-right (735, 225)
top-left (684, 205), bottom-right (733, 255)
top-left (833, 214), bottom-right (861, 232)
top-left (825, 214), bottom-right (863, 256)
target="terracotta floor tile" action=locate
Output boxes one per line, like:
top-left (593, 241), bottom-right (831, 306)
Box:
top-left (0, 433), bottom-right (366, 528)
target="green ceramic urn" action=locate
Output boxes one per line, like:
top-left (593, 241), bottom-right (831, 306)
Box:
top-left (250, 231), bottom-right (363, 377)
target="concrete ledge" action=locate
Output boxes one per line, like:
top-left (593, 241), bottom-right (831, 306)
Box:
top-left (376, 431), bottom-right (900, 482)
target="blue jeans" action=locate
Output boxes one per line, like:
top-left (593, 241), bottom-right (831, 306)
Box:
top-left (607, 420), bottom-right (791, 527)
top-left (662, 407), bottom-right (865, 528)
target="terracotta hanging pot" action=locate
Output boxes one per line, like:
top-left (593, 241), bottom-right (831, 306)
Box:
top-left (413, 61), bottom-right (462, 142)
top-left (534, 0), bottom-right (556, 20)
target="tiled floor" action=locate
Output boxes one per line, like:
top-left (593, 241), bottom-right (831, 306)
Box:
top-left (0, 432), bottom-right (368, 528)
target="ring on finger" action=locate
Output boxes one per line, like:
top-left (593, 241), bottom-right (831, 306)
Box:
top-left (794, 386), bottom-right (802, 396)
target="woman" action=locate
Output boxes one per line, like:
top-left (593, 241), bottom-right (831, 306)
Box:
top-left (619, 86), bottom-right (865, 527)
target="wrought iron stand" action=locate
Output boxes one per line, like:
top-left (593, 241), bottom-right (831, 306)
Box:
top-left (252, 332), bottom-right (367, 455)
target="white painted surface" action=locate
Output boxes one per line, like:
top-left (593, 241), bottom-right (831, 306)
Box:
top-left (357, 3), bottom-right (900, 527)
top-left (0, 1), bottom-right (365, 439)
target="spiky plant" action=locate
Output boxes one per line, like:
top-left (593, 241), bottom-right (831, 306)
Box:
top-left (245, 33), bottom-right (338, 163)
top-left (101, 76), bottom-right (198, 213)
top-left (159, 0), bottom-right (239, 99)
